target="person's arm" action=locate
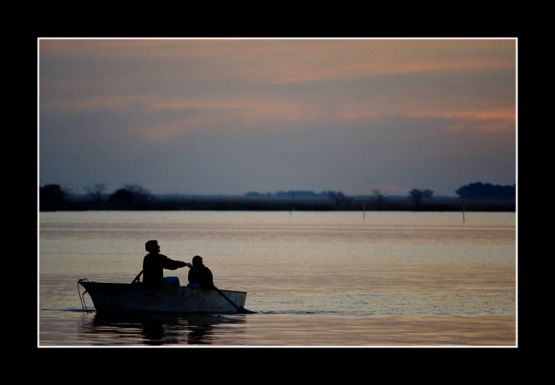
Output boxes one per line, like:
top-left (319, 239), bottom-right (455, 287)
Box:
top-left (161, 255), bottom-right (189, 270)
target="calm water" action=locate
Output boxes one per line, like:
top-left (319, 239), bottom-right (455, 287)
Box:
top-left (39, 211), bottom-right (516, 346)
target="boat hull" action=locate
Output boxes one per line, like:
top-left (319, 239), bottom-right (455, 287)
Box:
top-left (80, 281), bottom-right (247, 314)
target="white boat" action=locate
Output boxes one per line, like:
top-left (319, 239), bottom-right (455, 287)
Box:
top-left (78, 279), bottom-right (248, 314)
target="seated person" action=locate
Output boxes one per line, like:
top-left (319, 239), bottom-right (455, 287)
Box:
top-left (142, 240), bottom-right (191, 287)
top-left (187, 255), bottom-right (215, 289)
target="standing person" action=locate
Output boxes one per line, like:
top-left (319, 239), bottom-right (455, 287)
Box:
top-left (187, 255), bottom-right (215, 289)
top-left (142, 240), bottom-right (191, 287)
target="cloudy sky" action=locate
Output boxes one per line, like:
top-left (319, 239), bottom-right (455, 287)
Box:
top-left (39, 39), bottom-right (516, 196)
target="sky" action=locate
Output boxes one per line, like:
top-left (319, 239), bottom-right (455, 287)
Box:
top-left (39, 39), bottom-right (516, 196)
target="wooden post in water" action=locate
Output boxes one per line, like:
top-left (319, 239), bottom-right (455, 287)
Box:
top-left (461, 198), bottom-right (466, 223)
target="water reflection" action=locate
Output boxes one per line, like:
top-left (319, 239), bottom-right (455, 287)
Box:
top-left (82, 312), bottom-right (246, 345)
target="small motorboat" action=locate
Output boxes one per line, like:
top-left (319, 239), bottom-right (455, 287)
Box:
top-left (78, 279), bottom-right (248, 314)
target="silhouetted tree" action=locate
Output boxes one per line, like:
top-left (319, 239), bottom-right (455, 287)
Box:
top-left (108, 188), bottom-right (135, 204)
top-left (327, 191), bottom-right (350, 208)
top-left (409, 188), bottom-right (434, 209)
top-left (40, 184), bottom-right (67, 210)
top-left (456, 182), bottom-right (515, 200)
top-left (108, 184), bottom-right (153, 207)
top-left (371, 188), bottom-right (384, 209)
top-left (123, 184), bottom-right (153, 203)
top-left (83, 183), bottom-right (107, 206)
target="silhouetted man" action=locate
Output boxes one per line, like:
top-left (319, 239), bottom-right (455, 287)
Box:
top-left (187, 255), bottom-right (214, 289)
top-left (142, 240), bottom-right (191, 287)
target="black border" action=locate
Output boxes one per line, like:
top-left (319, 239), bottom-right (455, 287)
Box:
top-left (24, 14), bottom-right (535, 370)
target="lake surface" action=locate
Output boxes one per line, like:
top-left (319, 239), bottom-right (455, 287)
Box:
top-left (39, 211), bottom-right (516, 347)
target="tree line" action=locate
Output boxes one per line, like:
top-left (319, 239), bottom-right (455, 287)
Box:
top-left (39, 182), bottom-right (515, 211)
top-left (455, 182), bottom-right (515, 200)
top-left (40, 183), bottom-right (153, 210)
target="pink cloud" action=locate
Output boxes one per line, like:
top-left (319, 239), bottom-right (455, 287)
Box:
top-left (40, 39), bottom-right (515, 84)
top-left (44, 95), bottom-right (328, 127)
top-left (42, 95), bottom-right (145, 112)
top-left (40, 40), bottom-right (515, 141)
top-left (270, 58), bottom-right (514, 85)
top-left (43, 92), bottom-right (515, 144)
top-left (407, 109), bottom-right (516, 132)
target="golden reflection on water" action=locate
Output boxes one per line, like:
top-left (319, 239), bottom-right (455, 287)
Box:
top-left (40, 211), bottom-right (516, 346)
top-left (40, 312), bottom-right (514, 346)
top-left (231, 314), bottom-right (515, 346)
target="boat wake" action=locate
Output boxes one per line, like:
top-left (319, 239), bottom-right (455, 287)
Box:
top-left (41, 307), bottom-right (93, 313)
top-left (255, 310), bottom-right (345, 315)
top-left (252, 309), bottom-right (388, 316)
top-left (41, 308), bottom-right (367, 316)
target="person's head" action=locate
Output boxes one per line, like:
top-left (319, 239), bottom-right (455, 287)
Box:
top-left (192, 255), bottom-right (203, 267)
top-left (145, 240), bottom-right (160, 254)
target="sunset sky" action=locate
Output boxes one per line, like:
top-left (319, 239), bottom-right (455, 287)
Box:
top-left (39, 39), bottom-right (516, 196)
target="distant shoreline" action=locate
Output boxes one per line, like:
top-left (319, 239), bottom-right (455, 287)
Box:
top-left (39, 197), bottom-right (515, 212)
